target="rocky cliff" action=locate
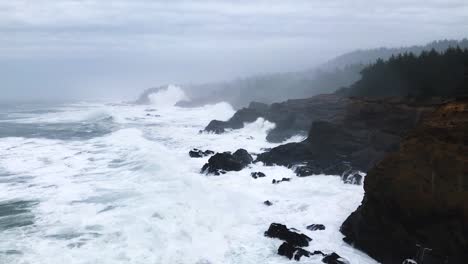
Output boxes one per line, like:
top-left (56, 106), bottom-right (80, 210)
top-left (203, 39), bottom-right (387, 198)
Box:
top-left (256, 97), bottom-right (442, 176)
top-left (340, 98), bottom-right (468, 263)
top-left (204, 94), bottom-right (349, 142)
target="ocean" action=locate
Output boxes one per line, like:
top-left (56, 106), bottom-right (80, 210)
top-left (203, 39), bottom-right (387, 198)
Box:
top-left (0, 87), bottom-right (377, 264)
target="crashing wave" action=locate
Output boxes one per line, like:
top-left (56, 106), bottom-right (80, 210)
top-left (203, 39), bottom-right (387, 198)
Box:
top-left (135, 85), bottom-right (189, 107)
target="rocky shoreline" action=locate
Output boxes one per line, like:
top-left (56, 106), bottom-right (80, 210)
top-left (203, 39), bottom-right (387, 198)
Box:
top-left (198, 94), bottom-right (467, 263)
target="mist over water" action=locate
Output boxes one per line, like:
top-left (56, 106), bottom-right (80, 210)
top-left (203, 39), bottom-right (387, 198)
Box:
top-left (0, 88), bottom-right (376, 264)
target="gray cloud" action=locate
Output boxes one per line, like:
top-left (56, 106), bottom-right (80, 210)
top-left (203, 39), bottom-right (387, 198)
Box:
top-left (1, 0), bottom-right (467, 101)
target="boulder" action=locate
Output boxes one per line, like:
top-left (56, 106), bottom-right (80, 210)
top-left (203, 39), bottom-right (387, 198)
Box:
top-left (277, 242), bottom-right (323, 261)
top-left (232, 149), bottom-right (254, 165)
top-left (340, 98), bottom-right (468, 263)
top-left (322, 253), bottom-right (350, 264)
top-left (263, 200), bottom-right (273, 206)
top-left (201, 149), bottom-right (253, 175)
top-left (264, 223), bottom-right (311, 247)
top-left (189, 149), bottom-right (215, 158)
top-left (251, 172), bottom-right (266, 179)
top-left (306, 224), bottom-right (326, 231)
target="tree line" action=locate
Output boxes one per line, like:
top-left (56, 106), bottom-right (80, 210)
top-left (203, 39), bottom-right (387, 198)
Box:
top-left (341, 47), bottom-right (468, 98)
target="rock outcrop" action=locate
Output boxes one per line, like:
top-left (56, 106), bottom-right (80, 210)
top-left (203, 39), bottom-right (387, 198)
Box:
top-left (201, 149), bottom-right (253, 175)
top-left (204, 94), bottom-right (349, 142)
top-left (256, 97), bottom-right (443, 176)
top-left (264, 223), bottom-right (312, 247)
top-left (340, 98), bottom-right (468, 263)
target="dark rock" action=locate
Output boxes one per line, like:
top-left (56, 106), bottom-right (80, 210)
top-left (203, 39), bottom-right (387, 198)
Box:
top-left (232, 149), bottom-right (254, 165)
top-left (257, 97), bottom-right (441, 176)
top-left (204, 94), bottom-right (349, 142)
top-left (306, 224), bottom-right (325, 231)
top-left (277, 242), bottom-right (326, 261)
top-left (341, 98), bottom-right (468, 264)
top-left (322, 253), bottom-right (349, 264)
top-left (264, 223), bottom-right (311, 247)
top-left (295, 166), bottom-right (318, 177)
top-left (277, 242), bottom-right (296, 260)
top-left (189, 149), bottom-right (215, 158)
top-left (204, 107), bottom-right (266, 134)
top-left (204, 120), bottom-right (227, 134)
top-left (272, 178), bottom-right (291, 184)
top-left (251, 172), bottom-right (266, 179)
top-left (201, 149), bottom-right (253, 175)
top-left (263, 200), bottom-right (273, 206)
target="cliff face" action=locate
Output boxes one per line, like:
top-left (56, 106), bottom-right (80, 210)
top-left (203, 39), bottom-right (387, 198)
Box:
top-left (341, 98), bottom-right (468, 263)
top-left (256, 97), bottom-right (440, 176)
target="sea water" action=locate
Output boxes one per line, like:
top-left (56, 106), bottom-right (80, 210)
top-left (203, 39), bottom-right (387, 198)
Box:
top-left (0, 87), bottom-right (377, 264)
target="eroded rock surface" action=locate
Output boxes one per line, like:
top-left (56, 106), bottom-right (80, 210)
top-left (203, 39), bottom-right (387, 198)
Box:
top-left (341, 98), bottom-right (468, 263)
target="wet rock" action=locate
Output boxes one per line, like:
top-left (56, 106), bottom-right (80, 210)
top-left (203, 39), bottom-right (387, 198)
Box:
top-left (277, 242), bottom-right (326, 261)
top-left (189, 149), bottom-right (215, 158)
top-left (341, 171), bottom-right (363, 185)
top-left (204, 120), bottom-right (227, 134)
top-left (341, 98), bottom-right (468, 264)
top-left (251, 172), bottom-right (266, 179)
top-left (272, 178), bottom-right (291, 184)
top-left (322, 252), bottom-right (350, 264)
top-left (257, 97), bottom-right (440, 176)
top-left (295, 166), bottom-right (319, 177)
top-left (263, 200), bottom-right (273, 206)
top-left (204, 94), bottom-right (349, 143)
top-left (306, 224), bottom-right (325, 231)
top-left (232, 149), bottom-right (254, 165)
top-left (201, 149), bottom-right (253, 175)
top-left (204, 106), bottom-right (265, 134)
top-left (264, 223), bottom-right (311, 247)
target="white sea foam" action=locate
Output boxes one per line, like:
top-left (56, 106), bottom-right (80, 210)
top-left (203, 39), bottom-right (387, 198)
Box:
top-left (148, 85), bottom-right (189, 108)
top-left (0, 96), bottom-right (377, 263)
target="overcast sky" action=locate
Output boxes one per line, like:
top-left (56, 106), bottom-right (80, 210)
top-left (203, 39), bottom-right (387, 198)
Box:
top-left (1, 0), bottom-right (467, 101)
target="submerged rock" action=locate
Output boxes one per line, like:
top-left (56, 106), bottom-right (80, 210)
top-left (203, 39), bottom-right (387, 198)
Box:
top-left (340, 98), bottom-right (468, 263)
top-left (201, 149), bottom-right (253, 175)
top-left (306, 224), bottom-right (326, 231)
top-left (189, 149), bottom-right (215, 158)
top-left (264, 223), bottom-right (311, 247)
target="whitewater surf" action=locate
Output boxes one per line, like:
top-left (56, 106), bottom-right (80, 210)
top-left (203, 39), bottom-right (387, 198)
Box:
top-left (0, 87), bottom-right (377, 264)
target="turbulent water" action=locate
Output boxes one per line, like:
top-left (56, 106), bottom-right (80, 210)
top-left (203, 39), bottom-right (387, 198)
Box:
top-left (0, 87), bottom-right (377, 264)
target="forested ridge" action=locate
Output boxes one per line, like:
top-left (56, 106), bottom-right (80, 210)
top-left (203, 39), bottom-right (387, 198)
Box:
top-left (341, 47), bottom-right (468, 98)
